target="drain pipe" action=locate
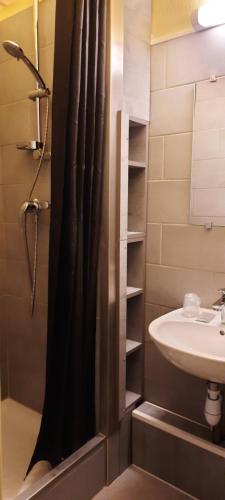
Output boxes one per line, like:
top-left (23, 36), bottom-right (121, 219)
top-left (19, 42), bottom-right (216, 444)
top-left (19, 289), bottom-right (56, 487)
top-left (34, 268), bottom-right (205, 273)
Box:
top-left (204, 382), bottom-right (222, 428)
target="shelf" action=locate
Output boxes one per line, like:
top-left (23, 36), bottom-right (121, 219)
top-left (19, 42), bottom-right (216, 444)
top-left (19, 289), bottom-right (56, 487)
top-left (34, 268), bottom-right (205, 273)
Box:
top-left (126, 286), bottom-right (143, 299)
top-left (126, 339), bottom-right (142, 356)
top-left (125, 390), bottom-right (142, 409)
top-left (127, 231), bottom-right (144, 243)
top-left (128, 160), bottom-right (146, 169)
top-left (129, 117), bottom-right (147, 127)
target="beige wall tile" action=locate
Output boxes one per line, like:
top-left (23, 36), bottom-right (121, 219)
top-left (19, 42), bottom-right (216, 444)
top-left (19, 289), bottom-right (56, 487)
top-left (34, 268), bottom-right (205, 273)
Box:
top-left (39, 0), bottom-right (56, 48)
top-left (1, 144), bottom-right (37, 185)
top-left (0, 0), bottom-right (54, 412)
top-left (4, 295), bottom-right (47, 411)
top-left (144, 342), bottom-right (206, 424)
top-left (146, 264), bottom-right (216, 308)
top-left (0, 223), bottom-right (6, 259)
top-left (0, 147), bottom-right (3, 184)
top-left (162, 225), bottom-right (225, 273)
top-left (146, 223), bottom-right (161, 265)
top-left (3, 184), bottom-right (30, 223)
top-left (32, 163), bottom-right (51, 201)
top-left (147, 180), bottom-right (190, 224)
top-left (213, 272), bottom-right (225, 298)
top-left (0, 258), bottom-right (7, 293)
top-left (40, 44), bottom-right (55, 91)
top-left (5, 259), bottom-right (30, 299)
top-left (148, 137), bottom-right (164, 180)
top-left (0, 8), bottom-right (33, 64)
top-left (151, 43), bottom-right (167, 91)
top-left (164, 133), bottom-right (192, 179)
top-left (0, 185), bottom-right (4, 222)
top-left (145, 303), bottom-right (172, 342)
top-left (0, 53), bottom-right (35, 105)
top-left (5, 222), bottom-right (30, 261)
top-left (0, 100), bottom-right (36, 146)
top-left (5, 222), bottom-right (49, 266)
top-left (150, 85), bottom-right (194, 137)
top-left (166, 25), bottom-right (225, 88)
top-left (36, 263), bottom-right (49, 306)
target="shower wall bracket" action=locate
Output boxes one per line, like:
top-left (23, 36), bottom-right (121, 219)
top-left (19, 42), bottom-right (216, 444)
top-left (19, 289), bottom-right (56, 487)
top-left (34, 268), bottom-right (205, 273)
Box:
top-left (16, 140), bottom-right (43, 151)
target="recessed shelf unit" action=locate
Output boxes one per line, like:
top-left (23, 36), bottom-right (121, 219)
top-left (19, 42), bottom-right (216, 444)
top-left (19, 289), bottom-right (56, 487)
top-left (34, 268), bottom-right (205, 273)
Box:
top-left (118, 112), bottom-right (148, 418)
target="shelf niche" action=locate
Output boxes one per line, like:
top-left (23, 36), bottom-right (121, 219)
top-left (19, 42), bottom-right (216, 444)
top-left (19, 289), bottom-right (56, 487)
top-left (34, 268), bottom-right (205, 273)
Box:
top-left (126, 349), bottom-right (143, 409)
top-left (128, 167), bottom-right (146, 233)
top-left (127, 294), bottom-right (144, 343)
top-left (118, 112), bottom-right (148, 419)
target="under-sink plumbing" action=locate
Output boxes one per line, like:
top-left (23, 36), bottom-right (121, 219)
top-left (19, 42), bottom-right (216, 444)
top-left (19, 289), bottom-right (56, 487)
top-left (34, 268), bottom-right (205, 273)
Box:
top-left (204, 382), bottom-right (222, 428)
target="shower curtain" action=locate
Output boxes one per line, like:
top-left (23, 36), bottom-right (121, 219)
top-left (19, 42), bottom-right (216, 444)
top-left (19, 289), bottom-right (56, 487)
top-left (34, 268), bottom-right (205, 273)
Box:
top-left (29, 0), bottom-right (107, 468)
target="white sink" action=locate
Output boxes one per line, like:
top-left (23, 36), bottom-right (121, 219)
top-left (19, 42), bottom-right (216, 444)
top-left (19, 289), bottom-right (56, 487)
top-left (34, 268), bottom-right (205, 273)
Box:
top-left (149, 308), bottom-right (225, 383)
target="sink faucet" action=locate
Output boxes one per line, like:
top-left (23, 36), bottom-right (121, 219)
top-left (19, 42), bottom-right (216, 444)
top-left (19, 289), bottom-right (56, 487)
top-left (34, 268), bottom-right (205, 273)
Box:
top-left (212, 289), bottom-right (225, 311)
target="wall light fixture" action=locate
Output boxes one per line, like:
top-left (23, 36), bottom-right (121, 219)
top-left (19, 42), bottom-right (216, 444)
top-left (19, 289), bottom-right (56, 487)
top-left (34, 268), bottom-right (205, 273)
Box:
top-left (193, 0), bottom-right (225, 30)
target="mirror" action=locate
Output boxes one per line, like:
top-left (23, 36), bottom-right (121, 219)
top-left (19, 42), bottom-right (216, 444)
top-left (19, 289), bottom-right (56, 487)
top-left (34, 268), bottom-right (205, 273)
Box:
top-left (190, 77), bottom-right (225, 227)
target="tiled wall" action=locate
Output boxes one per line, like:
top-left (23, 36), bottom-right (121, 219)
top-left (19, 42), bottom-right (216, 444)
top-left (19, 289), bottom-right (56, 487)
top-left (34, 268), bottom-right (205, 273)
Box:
top-left (0, 0), bottom-right (55, 411)
top-left (124, 0), bottom-right (151, 121)
top-left (145, 24), bottom-right (225, 424)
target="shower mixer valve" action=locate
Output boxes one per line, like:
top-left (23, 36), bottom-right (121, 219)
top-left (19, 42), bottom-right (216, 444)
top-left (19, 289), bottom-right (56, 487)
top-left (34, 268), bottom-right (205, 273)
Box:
top-left (19, 199), bottom-right (51, 221)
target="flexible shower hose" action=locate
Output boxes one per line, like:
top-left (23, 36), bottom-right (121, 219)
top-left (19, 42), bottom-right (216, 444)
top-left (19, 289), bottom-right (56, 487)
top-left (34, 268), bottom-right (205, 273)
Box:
top-left (22, 95), bottom-right (50, 315)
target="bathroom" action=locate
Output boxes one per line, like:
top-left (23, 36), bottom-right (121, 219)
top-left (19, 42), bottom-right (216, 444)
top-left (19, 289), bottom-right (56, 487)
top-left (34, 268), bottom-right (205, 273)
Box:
top-left (0, 0), bottom-right (225, 498)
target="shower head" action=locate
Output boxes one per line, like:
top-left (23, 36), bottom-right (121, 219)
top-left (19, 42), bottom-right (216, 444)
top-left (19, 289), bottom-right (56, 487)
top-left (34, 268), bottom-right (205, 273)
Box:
top-left (2, 40), bottom-right (48, 90)
top-left (2, 40), bottom-right (23, 59)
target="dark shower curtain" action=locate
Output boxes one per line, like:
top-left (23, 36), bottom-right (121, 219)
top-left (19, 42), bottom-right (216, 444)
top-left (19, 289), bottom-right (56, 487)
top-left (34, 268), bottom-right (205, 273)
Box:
top-left (29, 0), bottom-right (106, 468)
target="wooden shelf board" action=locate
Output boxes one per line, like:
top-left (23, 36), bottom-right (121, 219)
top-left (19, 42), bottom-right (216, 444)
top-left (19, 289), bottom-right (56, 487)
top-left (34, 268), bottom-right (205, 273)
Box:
top-left (126, 339), bottom-right (142, 356)
top-left (127, 231), bottom-right (145, 243)
top-left (125, 390), bottom-right (142, 409)
top-left (128, 160), bottom-right (146, 169)
top-left (126, 286), bottom-right (143, 299)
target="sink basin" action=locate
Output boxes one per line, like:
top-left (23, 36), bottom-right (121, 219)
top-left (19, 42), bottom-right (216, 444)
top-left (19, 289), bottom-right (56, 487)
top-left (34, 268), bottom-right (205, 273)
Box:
top-left (149, 308), bottom-right (225, 383)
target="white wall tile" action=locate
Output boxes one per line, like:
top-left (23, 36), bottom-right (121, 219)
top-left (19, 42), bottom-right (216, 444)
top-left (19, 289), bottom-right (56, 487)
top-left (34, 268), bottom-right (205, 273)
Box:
top-left (166, 25), bottom-right (225, 88)
top-left (149, 136), bottom-right (164, 180)
top-left (164, 133), bottom-right (192, 179)
top-left (150, 85), bottom-right (194, 137)
top-left (151, 43), bottom-right (167, 91)
top-left (194, 97), bottom-right (225, 131)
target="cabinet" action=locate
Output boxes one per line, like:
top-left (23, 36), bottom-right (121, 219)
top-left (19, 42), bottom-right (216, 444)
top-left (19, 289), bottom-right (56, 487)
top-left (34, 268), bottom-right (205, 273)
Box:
top-left (118, 112), bottom-right (148, 419)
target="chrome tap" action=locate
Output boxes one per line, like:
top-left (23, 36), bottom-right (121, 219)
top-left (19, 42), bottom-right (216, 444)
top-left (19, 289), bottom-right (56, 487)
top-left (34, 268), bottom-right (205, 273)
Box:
top-left (212, 289), bottom-right (225, 311)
